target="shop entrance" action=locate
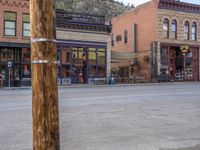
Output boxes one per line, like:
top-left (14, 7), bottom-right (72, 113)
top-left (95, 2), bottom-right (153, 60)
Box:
top-left (160, 45), bottom-right (199, 81)
top-left (169, 46), bottom-right (199, 81)
top-left (59, 46), bottom-right (107, 84)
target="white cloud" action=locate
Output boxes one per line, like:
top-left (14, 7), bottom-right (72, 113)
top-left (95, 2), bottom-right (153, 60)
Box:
top-left (120, 0), bottom-right (150, 6)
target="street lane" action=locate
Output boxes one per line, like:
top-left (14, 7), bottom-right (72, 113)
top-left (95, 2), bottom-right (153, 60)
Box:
top-left (0, 83), bottom-right (200, 150)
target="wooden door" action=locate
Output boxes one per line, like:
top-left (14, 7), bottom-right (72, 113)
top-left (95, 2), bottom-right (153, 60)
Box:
top-left (192, 48), bottom-right (199, 81)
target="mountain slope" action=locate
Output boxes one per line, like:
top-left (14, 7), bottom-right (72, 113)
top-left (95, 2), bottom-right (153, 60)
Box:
top-left (56, 0), bottom-right (134, 20)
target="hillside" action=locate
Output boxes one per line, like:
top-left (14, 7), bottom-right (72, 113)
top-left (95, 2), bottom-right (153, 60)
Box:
top-left (56, 0), bottom-right (134, 20)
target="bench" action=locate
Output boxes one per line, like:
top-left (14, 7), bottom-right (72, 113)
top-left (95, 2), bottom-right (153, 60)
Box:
top-left (88, 78), bottom-right (106, 85)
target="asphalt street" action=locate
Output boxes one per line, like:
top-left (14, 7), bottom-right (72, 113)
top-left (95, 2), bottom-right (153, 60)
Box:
top-left (0, 83), bottom-right (200, 150)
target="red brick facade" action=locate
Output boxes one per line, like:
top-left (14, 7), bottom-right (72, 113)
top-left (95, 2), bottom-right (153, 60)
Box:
top-left (0, 0), bottom-right (29, 44)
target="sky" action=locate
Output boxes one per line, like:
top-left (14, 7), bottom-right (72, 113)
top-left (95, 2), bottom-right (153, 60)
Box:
top-left (121, 0), bottom-right (200, 6)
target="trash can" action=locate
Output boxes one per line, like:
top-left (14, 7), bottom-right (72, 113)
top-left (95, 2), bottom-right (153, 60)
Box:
top-left (108, 76), bottom-right (115, 84)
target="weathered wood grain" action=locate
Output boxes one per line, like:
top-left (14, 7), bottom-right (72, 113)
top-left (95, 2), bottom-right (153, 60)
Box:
top-left (30, 0), bottom-right (60, 150)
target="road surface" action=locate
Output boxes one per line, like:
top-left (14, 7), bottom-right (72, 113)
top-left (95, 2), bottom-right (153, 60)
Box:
top-left (0, 83), bottom-right (200, 150)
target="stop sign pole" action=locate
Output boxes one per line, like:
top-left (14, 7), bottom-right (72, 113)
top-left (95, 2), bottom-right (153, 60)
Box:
top-left (30, 0), bottom-right (60, 150)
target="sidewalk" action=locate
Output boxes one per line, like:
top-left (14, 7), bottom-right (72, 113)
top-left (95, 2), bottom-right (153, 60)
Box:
top-left (1, 81), bottom-right (200, 90)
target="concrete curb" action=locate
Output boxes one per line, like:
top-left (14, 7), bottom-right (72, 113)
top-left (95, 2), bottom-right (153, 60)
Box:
top-left (1, 82), bottom-right (200, 90)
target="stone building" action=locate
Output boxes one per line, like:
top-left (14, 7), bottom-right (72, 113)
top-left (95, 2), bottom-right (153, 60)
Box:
top-left (0, 0), bottom-right (111, 87)
top-left (111, 0), bottom-right (200, 82)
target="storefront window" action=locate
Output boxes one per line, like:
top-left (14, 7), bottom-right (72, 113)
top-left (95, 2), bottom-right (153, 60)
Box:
top-left (22, 64), bottom-right (31, 78)
top-left (160, 47), bottom-right (169, 75)
top-left (78, 48), bottom-right (83, 64)
top-left (89, 51), bottom-right (96, 65)
top-left (98, 48), bottom-right (106, 65)
top-left (14, 65), bottom-right (20, 80)
top-left (185, 57), bottom-right (193, 79)
top-left (72, 48), bottom-right (78, 64)
top-left (63, 46), bottom-right (107, 83)
top-left (0, 48), bottom-right (14, 61)
top-left (22, 48), bottom-right (31, 62)
top-left (0, 64), bottom-right (6, 80)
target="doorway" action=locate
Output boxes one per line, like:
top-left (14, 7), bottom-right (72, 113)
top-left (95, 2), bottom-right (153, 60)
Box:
top-left (167, 46), bottom-right (199, 81)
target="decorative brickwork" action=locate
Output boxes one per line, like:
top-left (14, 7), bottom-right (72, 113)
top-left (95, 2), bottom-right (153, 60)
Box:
top-left (0, 0), bottom-right (29, 8)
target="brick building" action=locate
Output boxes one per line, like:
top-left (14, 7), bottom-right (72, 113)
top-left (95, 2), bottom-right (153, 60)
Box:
top-left (0, 0), bottom-right (30, 87)
top-left (0, 0), bottom-right (111, 87)
top-left (111, 0), bottom-right (200, 82)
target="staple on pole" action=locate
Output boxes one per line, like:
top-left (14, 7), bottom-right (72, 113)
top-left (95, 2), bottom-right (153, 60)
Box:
top-left (31, 60), bottom-right (59, 64)
top-left (31, 38), bottom-right (57, 43)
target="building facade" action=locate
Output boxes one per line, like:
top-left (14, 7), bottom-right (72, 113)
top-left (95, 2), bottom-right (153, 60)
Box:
top-left (111, 0), bottom-right (200, 82)
top-left (0, 0), bottom-right (31, 87)
top-left (0, 0), bottom-right (111, 87)
top-left (56, 10), bottom-right (111, 84)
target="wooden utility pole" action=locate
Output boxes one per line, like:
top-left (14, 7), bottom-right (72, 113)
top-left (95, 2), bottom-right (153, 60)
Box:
top-left (30, 0), bottom-right (60, 150)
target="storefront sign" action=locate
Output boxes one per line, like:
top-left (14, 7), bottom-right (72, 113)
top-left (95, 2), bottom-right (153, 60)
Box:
top-left (8, 61), bottom-right (13, 68)
top-left (180, 45), bottom-right (189, 54)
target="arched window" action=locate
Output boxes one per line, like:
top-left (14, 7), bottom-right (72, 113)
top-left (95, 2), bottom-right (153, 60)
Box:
top-left (171, 19), bottom-right (177, 39)
top-left (163, 18), bottom-right (169, 38)
top-left (184, 21), bottom-right (190, 40)
top-left (192, 22), bottom-right (197, 41)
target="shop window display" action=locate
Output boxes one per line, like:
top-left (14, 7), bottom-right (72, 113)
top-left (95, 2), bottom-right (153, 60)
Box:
top-left (160, 45), bottom-right (197, 81)
top-left (160, 47), bottom-right (169, 76)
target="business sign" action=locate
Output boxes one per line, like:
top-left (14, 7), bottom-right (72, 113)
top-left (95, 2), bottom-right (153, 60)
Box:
top-left (8, 61), bottom-right (13, 68)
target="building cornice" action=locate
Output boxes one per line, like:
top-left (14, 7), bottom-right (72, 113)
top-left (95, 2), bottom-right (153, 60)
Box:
top-left (0, 0), bottom-right (29, 8)
top-left (158, 0), bottom-right (200, 14)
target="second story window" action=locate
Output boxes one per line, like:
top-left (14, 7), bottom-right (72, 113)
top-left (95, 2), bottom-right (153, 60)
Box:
top-left (192, 22), bottom-right (197, 41)
top-left (22, 14), bottom-right (30, 37)
top-left (111, 34), bottom-right (114, 46)
top-left (116, 35), bottom-right (121, 42)
top-left (163, 18), bottom-right (169, 38)
top-left (124, 30), bottom-right (128, 44)
top-left (184, 21), bottom-right (190, 40)
top-left (171, 19), bottom-right (177, 39)
top-left (4, 12), bottom-right (16, 36)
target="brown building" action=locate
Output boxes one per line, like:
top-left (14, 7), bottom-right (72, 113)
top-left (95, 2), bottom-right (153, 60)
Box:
top-left (0, 0), bottom-right (111, 87)
top-left (111, 0), bottom-right (200, 82)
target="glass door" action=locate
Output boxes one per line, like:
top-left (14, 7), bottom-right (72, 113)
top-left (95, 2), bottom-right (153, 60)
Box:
top-left (71, 47), bottom-right (88, 83)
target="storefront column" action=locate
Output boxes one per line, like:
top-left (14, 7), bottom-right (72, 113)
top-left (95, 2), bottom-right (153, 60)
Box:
top-left (59, 48), bottom-right (63, 85)
top-left (157, 42), bottom-right (161, 76)
top-left (106, 36), bottom-right (111, 78)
